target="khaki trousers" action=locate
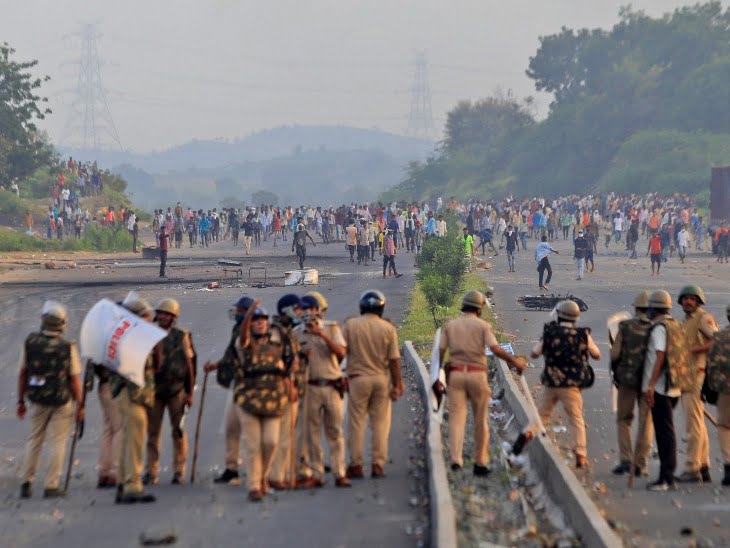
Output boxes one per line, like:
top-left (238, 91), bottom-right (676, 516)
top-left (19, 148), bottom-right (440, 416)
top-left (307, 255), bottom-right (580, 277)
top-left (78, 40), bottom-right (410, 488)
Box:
top-left (616, 385), bottom-right (653, 469)
top-left (117, 389), bottom-right (148, 495)
top-left (299, 385), bottom-right (346, 479)
top-left (21, 401), bottom-right (74, 489)
top-left (681, 374), bottom-right (710, 472)
top-left (347, 375), bottom-right (391, 468)
top-left (98, 382), bottom-right (122, 478)
top-left (238, 408), bottom-right (281, 491)
top-left (244, 236), bottom-right (252, 253)
top-left (539, 386), bottom-right (587, 457)
top-left (716, 392), bottom-right (730, 464)
top-left (447, 371), bottom-right (491, 467)
top-left (145, 390), bottom-right (188, 477)
top-left (224, 399), bottom-right (242, 470)
top-left (269, 401), bottom-right (299, 483)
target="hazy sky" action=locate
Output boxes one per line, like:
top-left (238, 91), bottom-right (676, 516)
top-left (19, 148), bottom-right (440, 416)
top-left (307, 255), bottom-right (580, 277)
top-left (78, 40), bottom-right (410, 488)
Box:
top-left (3, 0), bottom-right (722, 152)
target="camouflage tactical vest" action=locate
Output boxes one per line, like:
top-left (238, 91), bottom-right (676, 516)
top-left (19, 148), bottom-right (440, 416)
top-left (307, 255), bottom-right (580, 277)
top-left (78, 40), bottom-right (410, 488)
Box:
top-left (651, 316), bottom-right (692, 392)
top-left (234, 327), bottom-right (289, 417)
top-left (272, 317), bottom-right (302, 394)
top-left (111, 353), bottom-right (156, 408)
top-left (540, 322), bottom-right (592, 389)
top-left (707, 327), bottom-right (730, 394)
top-left (155, 327), bottom-right (190, 400)
top-left (24, 332), bottom-right (72, 406)
top-left (613, 317), bottom-right (652, 391)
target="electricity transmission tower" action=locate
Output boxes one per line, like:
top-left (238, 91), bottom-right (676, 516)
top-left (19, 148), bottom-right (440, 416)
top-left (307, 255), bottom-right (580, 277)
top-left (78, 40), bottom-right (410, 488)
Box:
top-left (405, 52), bottom-right (434, 139)
top-left (60, 23), bottom-right (123, 151)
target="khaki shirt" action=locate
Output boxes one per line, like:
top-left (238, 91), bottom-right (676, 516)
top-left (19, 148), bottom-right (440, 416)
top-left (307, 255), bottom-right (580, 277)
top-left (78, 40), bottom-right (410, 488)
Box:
top-left (344, 314), bottom-right (399, 377)
top-left (18, 331), bottom-right (82, 376)
top-left (683, 308), bottom-right (719, 371)
top-left (295, 320), bottom-right (346, 380)
top-left (440, 314), bottom-right (498, 367)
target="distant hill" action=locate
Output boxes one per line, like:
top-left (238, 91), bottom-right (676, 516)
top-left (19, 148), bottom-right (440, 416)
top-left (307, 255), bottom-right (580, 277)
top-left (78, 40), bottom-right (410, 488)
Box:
top-left (62, 125), bottom-right (434, 173)
top-left (115, 147), bottom-right (410, 210)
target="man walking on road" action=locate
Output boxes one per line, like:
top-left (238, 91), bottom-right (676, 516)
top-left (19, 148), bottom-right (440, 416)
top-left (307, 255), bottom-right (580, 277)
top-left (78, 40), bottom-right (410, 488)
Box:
top-left (647, 231), bottom-right (663, 276)
top-left (501, 225), bottom-right (518, 273)
top-left (17, 301), bottom-right (83, 499)
top-left (573, 229), bottom-right (589, 280)
top-left (676, 285), bottom-right (718, 483)
top-left (292, 223), bottom-right (316, 270)
top-left (159, 225), bottom-right (169, 278)
top-left (534, 235), bottom-right (558, 291)
top-left (344, 290), bottom-right (404, 479)
top-left (610, 290), bottom-right (653, 476)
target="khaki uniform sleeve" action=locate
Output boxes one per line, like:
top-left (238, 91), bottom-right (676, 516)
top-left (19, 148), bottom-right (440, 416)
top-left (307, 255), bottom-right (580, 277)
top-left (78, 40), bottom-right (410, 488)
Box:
top-left (330, 323), bottom-right (346, 348)
top-left (700, 313), bottom-right (719, 340)
top-left (69, 342), bottom-right (82, 376)
top-left (387, 325), bottom-right (400, 361)
top-left (484, 323), bottom-right (498, 348)
top-left (586, 333), bottom-right (601, 358)
top-left (439, 323), bottom-right (449, 352)
top-left (183, 332), bottom-right (195, 360)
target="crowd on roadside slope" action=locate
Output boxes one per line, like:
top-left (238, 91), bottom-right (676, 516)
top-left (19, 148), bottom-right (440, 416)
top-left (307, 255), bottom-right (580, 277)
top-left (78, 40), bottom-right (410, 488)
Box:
top-left (26, 157), bottom-right (137, 242)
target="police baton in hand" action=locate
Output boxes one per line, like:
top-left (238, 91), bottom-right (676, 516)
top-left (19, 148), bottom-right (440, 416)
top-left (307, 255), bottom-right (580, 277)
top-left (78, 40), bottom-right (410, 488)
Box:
top-left (64, 360), bottom-right (93, 492)
top-left (190, 370), bottom-right (210, 484)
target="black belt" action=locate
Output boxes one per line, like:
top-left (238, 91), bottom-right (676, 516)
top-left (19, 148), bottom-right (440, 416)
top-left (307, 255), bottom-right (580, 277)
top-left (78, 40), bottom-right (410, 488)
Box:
top-left (308, 378), bottom-right (342, 387)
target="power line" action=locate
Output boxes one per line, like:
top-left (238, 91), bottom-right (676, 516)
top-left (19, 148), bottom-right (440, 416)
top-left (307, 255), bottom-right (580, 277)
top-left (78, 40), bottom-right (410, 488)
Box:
top-left (405, 52), bottom-right (435, 139)
top-left (59, 23), bottom-right (123, 151)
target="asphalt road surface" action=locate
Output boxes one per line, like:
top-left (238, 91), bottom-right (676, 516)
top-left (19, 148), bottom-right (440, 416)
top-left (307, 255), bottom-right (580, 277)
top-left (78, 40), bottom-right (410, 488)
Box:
top-left (484, 234), bottom-right (730, 546)
top-left (0, 238), bottom-right (427, 548)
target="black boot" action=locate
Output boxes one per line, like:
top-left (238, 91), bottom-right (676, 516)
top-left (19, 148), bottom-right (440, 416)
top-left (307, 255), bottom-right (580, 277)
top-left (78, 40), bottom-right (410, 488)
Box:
top-left (722, 464), bottom-right (730, 487)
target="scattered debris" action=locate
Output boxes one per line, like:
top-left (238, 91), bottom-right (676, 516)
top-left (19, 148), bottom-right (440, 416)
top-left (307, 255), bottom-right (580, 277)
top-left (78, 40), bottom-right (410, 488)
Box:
top-left (139, 528), bottom-right (178, 546)
top-left (218, 259), bottom-right (242, 266)
top-left (517, 294), bottom-right (589, 312)
top-left (207, 281), bottom-right (220, 289)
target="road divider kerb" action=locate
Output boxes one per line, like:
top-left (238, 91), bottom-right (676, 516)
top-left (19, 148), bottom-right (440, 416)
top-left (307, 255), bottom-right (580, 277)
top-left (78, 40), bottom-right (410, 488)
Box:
top-left (403, 342), bottom-right (459, 548)
top-left (494, 357), bottom-right (623, 548)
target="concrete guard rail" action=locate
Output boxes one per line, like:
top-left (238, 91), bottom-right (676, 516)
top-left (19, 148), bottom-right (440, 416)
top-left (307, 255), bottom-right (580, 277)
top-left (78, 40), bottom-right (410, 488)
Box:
top-left (403, 342), bottom-right (458, 548)
top-left (493, 357), bottom-right (623, 548)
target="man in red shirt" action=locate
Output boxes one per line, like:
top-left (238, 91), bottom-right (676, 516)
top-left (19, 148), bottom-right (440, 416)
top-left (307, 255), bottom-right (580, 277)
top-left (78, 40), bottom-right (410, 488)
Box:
top-left (159, 225), bottom-right (169, 278)
top-left (647, 231), bottom-right (663, 276)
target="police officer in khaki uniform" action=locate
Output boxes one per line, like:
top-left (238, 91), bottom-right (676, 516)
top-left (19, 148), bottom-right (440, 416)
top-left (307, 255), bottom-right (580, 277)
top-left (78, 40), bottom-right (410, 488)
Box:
top-left (114, 293), bottom-right (157, 504)
top-left (95, 353), bottom-right (122, 489)
top-left (707, 303), bottom-right (730, 486)
top-left (233, 304), bottom-right (297, 501)
top-left (345, 290), bottom-right (403, 479)
top-left (143, 298), bottom-right (195, 485)
top-left (676, 285), bottom-right (718, 483)
top-left (438, 291), bottom-right (526, 475)
top-left (203, 296), bottom-right (254, 485)
top-left (17, 301), bottom-right (83, 499)
top-left (609, 290), bottom-right (653, 476)
top-left (294, 294), bottom-right (351, 488)
top-left (531, 300), bottom-right (601, 468)
top-left (268, 294), bottom-right (302, 490)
